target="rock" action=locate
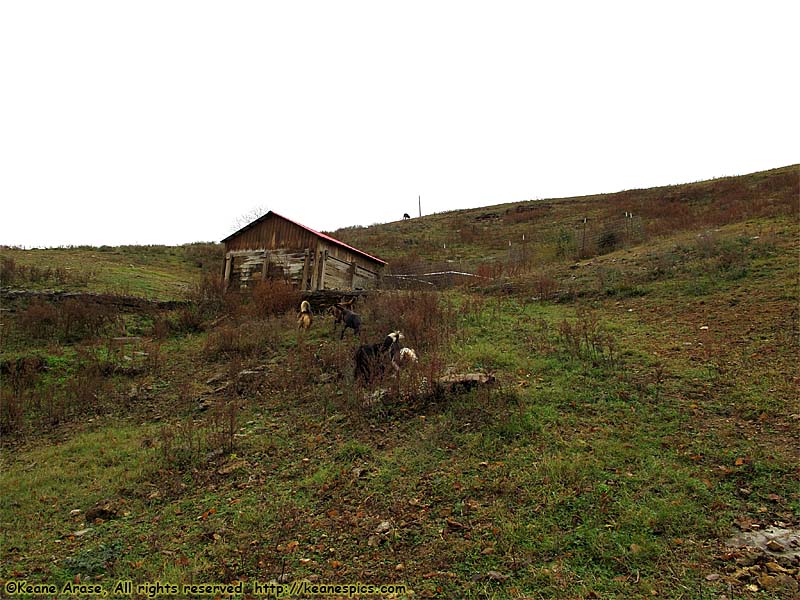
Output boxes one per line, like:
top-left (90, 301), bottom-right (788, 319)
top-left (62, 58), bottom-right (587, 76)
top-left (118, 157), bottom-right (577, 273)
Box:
top-left (734, 550), bottom-right (761, 566)
top-left (205, 372), bottom-right (226, 385)
top-left (764, 562), bottom-right (790, 574)
top-left (765, 540), bottom-right (785, 553)
top-left (472, 571), bottom-right (510, 582)
top-left (72, 528), bottom-right (93, 538)
top-left (757, 574), bottom-right (778, 590)
top-left (196, 397), bottom-right (215, 412)
top-left (434, 372), bottom-right (496, 395)
top-left (211, 383), bottom-right (231, 395)
top-left (375, 521), bottom-right (392, 534)
top-left (236, 370), bottom-right (264, 395)
top-left (726, 526), bottom-right (800, 562)
top-left (217, 459), bottom-right (248, 475)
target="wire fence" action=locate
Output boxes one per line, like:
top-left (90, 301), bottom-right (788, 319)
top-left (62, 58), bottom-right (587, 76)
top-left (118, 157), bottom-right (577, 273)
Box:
top-left (386, 212), bottom-right (648, 289)
top-left (572, 213), bottom-right (645, 259)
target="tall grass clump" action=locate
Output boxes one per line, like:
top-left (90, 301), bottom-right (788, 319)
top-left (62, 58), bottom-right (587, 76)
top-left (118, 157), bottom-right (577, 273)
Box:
top-left (203, 319), bottom-right (281, 360)
top-left (0, 256), bottom-right (72, 287)
top-left (185, 272), bottom-right (227, 317)
top-left (249, 279), bottom-right (301, 318)
top-left (16, 298), bottom-right (121, 343)
top-left (556, 309), bottom-right (619, 368)
top-left (364, 291), bottom-right (454, 353)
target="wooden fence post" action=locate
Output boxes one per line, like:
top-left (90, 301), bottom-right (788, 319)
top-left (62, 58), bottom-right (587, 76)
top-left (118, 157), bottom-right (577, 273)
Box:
top-left (301, 248), bottom-right (311, 291)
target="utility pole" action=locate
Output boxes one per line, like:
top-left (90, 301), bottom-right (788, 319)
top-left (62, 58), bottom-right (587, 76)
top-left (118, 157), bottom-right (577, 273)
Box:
top-left (418, 195), bottom-right (422, 218)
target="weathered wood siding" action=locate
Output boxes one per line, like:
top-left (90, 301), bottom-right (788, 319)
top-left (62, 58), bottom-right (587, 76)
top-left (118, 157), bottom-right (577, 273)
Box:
top-left (222, 213), bottom-right (383, 291)
top-left (225, 217), bottom-right (319, 254)
top-left (227, 249), bottom-right (312, 289)
top-left (321, 254), bottom-right (380, 290)
top-left (353, 264), bottom-right (380, 290)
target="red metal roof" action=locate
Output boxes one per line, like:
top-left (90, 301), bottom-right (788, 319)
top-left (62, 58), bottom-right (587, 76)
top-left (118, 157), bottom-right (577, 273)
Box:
top-left (221, 211), bottom-right (387, 265)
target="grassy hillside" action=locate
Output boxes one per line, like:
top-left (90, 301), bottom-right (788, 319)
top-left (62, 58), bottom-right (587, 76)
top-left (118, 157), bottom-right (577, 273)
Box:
top-left (0, 243), bottom-right (222, 300)
top-left (1, 165), bottom-right (798, 599)
top-left (333, 164), bottom-right (798, 275)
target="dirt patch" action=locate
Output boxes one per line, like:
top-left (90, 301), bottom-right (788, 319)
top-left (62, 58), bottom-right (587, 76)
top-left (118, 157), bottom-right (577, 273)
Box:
top-left (727, 527), bottom-right (800, 563)
top-left (712, 527), bottom-right (800, 594)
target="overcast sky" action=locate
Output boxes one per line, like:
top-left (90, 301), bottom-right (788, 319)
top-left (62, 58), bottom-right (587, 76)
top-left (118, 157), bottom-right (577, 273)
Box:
top-left (1, 1), bottom-right (797, 248)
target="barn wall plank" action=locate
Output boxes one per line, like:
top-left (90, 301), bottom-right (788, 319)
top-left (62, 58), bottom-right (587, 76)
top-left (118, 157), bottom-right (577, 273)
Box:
top-left (223, 213), bottom-right (384, 290)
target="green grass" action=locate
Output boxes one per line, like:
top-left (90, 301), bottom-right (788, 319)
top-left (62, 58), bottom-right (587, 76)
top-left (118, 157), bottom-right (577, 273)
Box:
top-left (1, 243), bottom-right (221, 299)
top-left (2, 166), bottom-right (798, 599)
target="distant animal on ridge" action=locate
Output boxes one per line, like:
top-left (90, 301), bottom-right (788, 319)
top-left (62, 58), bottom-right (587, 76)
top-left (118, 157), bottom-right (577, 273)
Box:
top-left (298, 300), bottom-right (313, 331)
top-left (354, 331), bottom-right (406, 384)
top-left (403, 213), bottom-right (411, 220)
top-left (330, 303), bottom-right (362, 339)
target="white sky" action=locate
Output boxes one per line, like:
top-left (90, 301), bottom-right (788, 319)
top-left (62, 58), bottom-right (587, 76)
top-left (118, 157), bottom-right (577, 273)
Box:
top-left (1, 1), bottom-right (798, 248)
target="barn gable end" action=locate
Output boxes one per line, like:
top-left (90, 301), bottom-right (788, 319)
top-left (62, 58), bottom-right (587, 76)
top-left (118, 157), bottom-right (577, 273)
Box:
top-left (221, 212), bottom-right (386, 291)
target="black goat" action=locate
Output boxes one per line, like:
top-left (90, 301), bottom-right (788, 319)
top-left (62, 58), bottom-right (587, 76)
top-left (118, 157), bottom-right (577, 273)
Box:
top-left (330, 304), bottom-right (362, 339)
top-left (354, 331), bottom-right (404, 384)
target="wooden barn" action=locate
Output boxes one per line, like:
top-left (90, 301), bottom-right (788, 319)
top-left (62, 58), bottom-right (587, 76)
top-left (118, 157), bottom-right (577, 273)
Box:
top-left (220, 211), bottom-right (386, 291)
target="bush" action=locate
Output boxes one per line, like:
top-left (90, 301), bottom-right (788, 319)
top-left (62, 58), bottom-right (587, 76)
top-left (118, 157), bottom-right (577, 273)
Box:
top-left (17, 300), bottom-right (59, 339)
top-left (533, 272), bottom-right (559, 300)
top-left (556, 309), bottom-right (619, 368)
top-left (0, 256), bottom-right (16, 285)
top-left (0, 256), bottom-right (73, 286)
top-left (249, 279), bottom-right (301, 318)
top-left (597, 229), bottom-right (621, 254)
top-left (203, 319), bottom-right (280, 359)
top-left (60, 299), bottom-right (117, 341)
top-left (15, 298), bottom-right (119, 343)
top-left (364, 291), bottom-right (453, 354)
top-left (187, 272), bottom-right (227, 319)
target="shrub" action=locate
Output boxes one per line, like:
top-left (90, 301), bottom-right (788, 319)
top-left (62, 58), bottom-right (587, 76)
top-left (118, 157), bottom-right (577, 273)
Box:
top-left (597, 229), bottom-right (621, 254)
top-left (533, 272), bottom-right (559, 300)
top-left (556, 309), bottom-right (618, 368)
top-left (0, 256), bottom-right (17, 285)
top-left (18, 298), bottom-right (119, 343)
top-left (555, 227), bottom-right (576, 259)
top-left (0, 356), bottom-right (39, 434)
top-left (203, 319), bottom-right (280, 359)
top-left (365, 291), bottom-right (453, 354)
top-left (249, 279), bottom-right (301, 318)
top-left (171, 306), bottom-right (206, 334)
top-left (0, 256), bottom-right (73, 286)
top-left (17, 300), bottom-right (59, 339)
top-left (59, 299), bottom-right (118, 341)
top-left (475, 261), bottom-right (504, 279)
top-left (187, 272), bottom-right (227, 320)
